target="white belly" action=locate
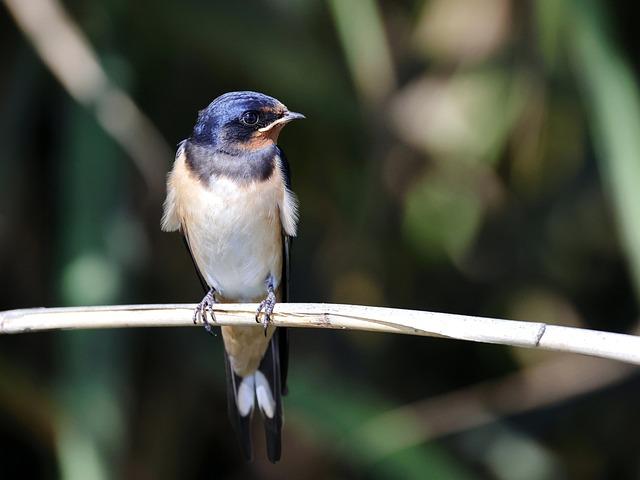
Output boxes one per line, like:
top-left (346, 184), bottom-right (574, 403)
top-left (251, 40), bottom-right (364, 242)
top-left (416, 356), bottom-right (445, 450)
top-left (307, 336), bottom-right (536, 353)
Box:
top-left (184, 176), bottom-right (283, 301)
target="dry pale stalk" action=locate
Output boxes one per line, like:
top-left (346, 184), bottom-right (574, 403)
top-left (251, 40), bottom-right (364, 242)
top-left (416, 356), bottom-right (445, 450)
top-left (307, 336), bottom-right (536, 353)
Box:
top-left (1, 304), bottom-right (639, 366)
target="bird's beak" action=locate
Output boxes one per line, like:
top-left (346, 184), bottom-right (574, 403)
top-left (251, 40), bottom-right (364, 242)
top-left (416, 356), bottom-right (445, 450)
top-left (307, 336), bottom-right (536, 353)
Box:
top-left (283, 111), bottom-right (306, 121)
top-left (258, 111), bottom-right (306, 132)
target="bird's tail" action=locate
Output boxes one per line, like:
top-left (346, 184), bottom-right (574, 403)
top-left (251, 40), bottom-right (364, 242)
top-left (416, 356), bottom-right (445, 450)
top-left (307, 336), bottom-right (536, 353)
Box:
top-left (224, 330), bottom-right (284, 463)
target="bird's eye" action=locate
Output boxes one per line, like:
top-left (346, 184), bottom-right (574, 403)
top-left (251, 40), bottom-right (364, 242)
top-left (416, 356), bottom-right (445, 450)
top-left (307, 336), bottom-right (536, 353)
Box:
top-left (240, 111), bottom-right (260, 126)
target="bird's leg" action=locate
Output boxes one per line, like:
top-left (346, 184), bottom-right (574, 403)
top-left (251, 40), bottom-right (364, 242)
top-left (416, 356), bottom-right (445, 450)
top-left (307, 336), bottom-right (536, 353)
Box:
top-left (193, 287), bottom-right (217, 335)
top-left (255, 276), bottom-right (277, 331)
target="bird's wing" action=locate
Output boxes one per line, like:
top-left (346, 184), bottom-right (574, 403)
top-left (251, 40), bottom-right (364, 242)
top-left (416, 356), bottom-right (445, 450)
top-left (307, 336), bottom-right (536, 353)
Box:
top-left (276, 145), bottom-right (292, 395)
top-left (181, 227), bottom-right (209, 292)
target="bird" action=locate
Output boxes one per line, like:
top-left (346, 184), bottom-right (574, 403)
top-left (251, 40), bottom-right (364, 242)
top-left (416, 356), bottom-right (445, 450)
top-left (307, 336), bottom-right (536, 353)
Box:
top-left (161, 91), bottom-right (303, 463)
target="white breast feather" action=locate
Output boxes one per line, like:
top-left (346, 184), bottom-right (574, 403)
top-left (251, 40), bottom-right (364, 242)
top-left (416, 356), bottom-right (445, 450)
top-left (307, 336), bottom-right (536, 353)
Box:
top-left (162, 149), bottom-right (298, 301)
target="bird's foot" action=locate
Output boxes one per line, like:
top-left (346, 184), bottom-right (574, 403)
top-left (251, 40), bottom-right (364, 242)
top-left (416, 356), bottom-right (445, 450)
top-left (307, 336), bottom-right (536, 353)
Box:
top-left (193, 288), bottom-right (217, 335)
top-left (255, 287), bottom-right (277, 333)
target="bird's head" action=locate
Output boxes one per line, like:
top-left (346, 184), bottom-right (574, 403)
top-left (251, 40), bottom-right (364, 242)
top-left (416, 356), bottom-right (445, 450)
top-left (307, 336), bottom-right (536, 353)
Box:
top-left (190, 91), bottom-right (304, 154)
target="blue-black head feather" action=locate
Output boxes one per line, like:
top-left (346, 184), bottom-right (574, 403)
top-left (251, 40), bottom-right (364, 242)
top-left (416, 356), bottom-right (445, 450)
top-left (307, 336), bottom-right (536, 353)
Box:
top-left (184, 91), bottom-right (303, 183)
top-left (190, 91), bottom-right (287, 149)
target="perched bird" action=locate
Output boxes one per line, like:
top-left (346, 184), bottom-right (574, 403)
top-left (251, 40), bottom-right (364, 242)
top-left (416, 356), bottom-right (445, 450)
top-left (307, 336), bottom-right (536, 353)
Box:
top-left (161, 91), bottom-right (303, 463)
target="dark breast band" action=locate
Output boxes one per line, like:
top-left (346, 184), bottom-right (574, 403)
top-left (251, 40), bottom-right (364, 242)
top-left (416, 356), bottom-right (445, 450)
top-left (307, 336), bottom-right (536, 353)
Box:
top-left (184, 141), bottom-right (277, 184)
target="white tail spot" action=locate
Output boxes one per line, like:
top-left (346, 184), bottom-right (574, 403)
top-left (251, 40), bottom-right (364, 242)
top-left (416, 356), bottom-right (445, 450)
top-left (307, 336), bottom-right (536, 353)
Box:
top-left (255, 371), bottom-right (275, 418)
top-left (237, 375), bottom-right (255, 417)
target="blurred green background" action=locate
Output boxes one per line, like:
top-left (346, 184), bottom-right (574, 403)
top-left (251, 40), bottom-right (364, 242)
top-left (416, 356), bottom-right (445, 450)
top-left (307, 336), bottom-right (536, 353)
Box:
top-left (1, 0), bottom-right (640, 478)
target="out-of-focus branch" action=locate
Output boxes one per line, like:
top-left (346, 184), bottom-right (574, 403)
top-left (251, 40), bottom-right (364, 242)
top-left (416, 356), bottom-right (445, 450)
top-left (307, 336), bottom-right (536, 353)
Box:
top-left (570, 0), bottom-right (640, 299)
top-left (349, 353), bottom-right (636, 459)
top-left (3, 0), bottom-right (172, 198)
top-left (1, 303), bottom-right (640, 365)
top-left (328, 0), bottom-right (396, 105)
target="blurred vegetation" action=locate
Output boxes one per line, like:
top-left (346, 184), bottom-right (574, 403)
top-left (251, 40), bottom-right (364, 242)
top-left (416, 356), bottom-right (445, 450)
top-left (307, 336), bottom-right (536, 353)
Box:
top-left (1, 0), bottom-right (640, 478)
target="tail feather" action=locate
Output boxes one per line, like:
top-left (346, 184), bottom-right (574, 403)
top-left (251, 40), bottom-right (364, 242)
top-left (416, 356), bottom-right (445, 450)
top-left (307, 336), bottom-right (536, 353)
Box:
top-left (223, 351), bottom-right (253, 461)
top-left (257, 331), bottom-right (283, 463)
top-left (223, 331), bottom-right (285, 463)
top-left (278, 327), bottom-right (289, 396)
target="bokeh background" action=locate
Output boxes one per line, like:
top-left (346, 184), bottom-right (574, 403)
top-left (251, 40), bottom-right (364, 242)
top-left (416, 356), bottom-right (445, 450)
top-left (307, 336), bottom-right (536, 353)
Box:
top-left (2, 0), bottom-right (640, 478)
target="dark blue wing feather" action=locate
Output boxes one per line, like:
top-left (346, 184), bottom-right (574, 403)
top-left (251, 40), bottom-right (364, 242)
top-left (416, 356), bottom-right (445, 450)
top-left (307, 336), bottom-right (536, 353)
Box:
top-left (276, 145), bottom-right (291, 395)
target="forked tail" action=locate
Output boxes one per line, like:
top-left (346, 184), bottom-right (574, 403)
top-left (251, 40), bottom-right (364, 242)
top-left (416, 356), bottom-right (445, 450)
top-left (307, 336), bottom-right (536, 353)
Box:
top-left (224, 328), bottom-right (287, 463)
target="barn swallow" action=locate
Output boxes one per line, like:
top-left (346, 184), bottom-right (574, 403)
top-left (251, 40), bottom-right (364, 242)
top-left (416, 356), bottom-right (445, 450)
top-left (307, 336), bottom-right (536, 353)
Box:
top-left (161, 91), bottom-right (303, 463)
